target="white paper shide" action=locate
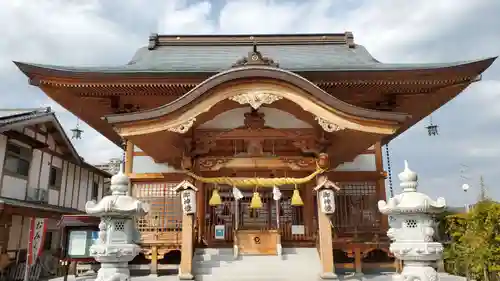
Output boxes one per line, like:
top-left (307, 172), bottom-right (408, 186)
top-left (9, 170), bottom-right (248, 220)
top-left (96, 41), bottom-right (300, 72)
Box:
top-left (378, 161), bottom-right (446, 281)
top-left (85, 169), bottom-right (149, 281)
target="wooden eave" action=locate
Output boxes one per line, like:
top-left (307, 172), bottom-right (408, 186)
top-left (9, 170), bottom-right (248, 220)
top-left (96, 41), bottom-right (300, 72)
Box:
top-left (14, 57), bottom-right (495, 88)
top-left (14, 57), bottom-right (496, 150)
top-left (103, 66), bottom-right (411, 125)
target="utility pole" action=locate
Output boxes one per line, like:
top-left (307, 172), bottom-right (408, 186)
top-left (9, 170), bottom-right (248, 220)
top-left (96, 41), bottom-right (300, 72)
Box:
top-left (479, 176), bottom-right (488, 201)
top-left (460, 164), bottom-right (471, 213)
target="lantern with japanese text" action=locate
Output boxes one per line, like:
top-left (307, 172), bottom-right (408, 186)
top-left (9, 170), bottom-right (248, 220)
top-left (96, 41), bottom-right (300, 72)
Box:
top-left (314, 175), bottom-right (340, 214)
top-left (174, 180), bottom-right (198, 215)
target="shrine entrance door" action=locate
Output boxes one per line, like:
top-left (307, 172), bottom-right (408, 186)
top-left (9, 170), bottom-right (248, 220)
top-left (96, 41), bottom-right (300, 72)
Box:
top-left (202, 184), bottom-right (317, 252)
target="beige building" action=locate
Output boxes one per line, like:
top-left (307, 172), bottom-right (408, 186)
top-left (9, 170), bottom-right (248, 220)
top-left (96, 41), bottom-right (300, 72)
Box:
top-left (0, 107), bottom-right (111, 260)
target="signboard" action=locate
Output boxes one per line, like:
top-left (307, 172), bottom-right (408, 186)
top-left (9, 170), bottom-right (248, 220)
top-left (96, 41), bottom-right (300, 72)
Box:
top-left (66, 229), bottom-right (98, 259)
top-left (68, 231), bottom-right (87, 256)
top-left (291, 225), bottom-right (305, 235)
top-left (181, 189), bottom-right (196, 215)
top-left (214, 225), bottom-right (225, 240)
top-left (319, 189), bottom-right (335, 214)
top-left (27, 218), bottom-right (47, 265)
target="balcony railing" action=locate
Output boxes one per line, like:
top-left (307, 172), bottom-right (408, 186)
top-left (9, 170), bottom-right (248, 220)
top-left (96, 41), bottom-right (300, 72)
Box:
top-left (25, 187), bottom-right (49, 204)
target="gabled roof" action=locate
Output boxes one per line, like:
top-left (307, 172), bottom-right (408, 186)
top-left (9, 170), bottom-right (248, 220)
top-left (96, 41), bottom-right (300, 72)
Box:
top-left (0, 108), bottom-right (113, 177)
top-left (0, 107), bottom-right (53, 127)
top-left (13, 33), bottom-right (496, 75)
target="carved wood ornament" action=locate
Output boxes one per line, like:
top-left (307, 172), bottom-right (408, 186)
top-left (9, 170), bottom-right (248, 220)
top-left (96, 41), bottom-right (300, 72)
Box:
top-left (232, 44), bottom-right (279, 68)
top-left (229, 92), bottom-right (283, 110)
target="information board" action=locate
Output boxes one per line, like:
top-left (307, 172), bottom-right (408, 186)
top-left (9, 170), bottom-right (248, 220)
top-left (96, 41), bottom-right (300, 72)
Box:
top-left (67, 230), bottom-right (99, 259)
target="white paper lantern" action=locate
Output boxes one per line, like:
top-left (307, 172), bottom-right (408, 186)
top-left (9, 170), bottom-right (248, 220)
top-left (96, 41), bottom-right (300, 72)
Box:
top-left (319, 189), bottom-right (335, 214)
top-left (181, 189), bottom-right (197, 215)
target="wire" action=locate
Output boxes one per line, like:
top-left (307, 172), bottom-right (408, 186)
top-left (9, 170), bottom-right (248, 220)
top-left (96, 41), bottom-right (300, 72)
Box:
top-left (385, 144), bottom-right (394, 198)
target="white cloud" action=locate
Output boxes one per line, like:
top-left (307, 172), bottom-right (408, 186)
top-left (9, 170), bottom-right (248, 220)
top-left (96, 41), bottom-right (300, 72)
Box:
top-left (0, 0), bottom-right (499, 203)
top-left (0, 0), bottom-right (132, 164)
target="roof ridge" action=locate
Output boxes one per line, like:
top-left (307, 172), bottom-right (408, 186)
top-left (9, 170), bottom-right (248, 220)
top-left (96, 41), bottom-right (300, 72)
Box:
top-left (148, 32), bottom-right (355, 49)
top-left (0, 107), bottom-right (52, 122)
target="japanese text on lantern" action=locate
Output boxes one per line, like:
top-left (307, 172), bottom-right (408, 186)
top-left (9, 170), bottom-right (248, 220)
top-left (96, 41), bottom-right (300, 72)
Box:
top-left (181, 189), bottom-right (196, 215)
top-left (320, 189), bottom-right (335, 214)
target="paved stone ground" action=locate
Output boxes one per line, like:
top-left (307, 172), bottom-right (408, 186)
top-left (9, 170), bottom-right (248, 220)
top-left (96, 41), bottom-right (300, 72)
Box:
top-left (46, 272), bottom-right (467, 281)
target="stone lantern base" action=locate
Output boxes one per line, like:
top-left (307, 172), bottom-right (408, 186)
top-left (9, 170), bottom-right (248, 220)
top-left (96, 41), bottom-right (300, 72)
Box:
top-left (90, 244), bottom-right (142, 281)
top-left (395, 261), bottom-right (439, 281)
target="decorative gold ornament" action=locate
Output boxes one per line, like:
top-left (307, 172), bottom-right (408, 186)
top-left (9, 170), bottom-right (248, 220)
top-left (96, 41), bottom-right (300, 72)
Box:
top-left (229, 91), bottom-right (282, 110)
top-left (167, 118), bottom-right (196, 134)
top-left (315, 116), bottom-right (343, 132)
top-left (209, 187), bottom-right (222, 206)
top-left (291, 186), bottom-right (304, 206)
top-left (250, 191), bottom-right (263, 209)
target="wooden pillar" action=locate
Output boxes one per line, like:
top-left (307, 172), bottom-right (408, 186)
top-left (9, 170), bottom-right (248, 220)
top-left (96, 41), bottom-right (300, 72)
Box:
top-left (354, 247), bottom-right (363, 275)
top-left (179, 212), bottom-right (194, 279)
top-left (195, 180), bottom-right (205, 244)
top-left (124, 140), bottom-right (134, 175)
top-left (303, 182), bottom-right (313, 237)
top-left (150, 246), bottom-right (158, 276)
top-left (179, 177), bottom-right (196, 280)
top-left (374, 142), bottom-right (388, 231)
top-left (316, 177), bottom-right (337, 279)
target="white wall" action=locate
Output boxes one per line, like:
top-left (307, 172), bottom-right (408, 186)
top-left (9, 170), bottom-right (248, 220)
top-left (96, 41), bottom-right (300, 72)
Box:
top-left (132, 155), bottom-right (180, 173)
top-left (1, 176), bottom-right (27, 200)
top-left (335, 153), bottom-right (377, 171)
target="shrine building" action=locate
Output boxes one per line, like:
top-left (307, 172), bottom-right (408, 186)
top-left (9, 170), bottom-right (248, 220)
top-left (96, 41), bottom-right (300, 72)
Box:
top-left (14, 33), bottom-right (495, 277)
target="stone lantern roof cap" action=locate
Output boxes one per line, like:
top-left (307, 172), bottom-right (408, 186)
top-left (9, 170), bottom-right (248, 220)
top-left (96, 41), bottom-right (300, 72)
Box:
top-left (378, 160), bottom-right (446, 215)
top-left (85, 168), bottom-right (149, 217)
top-left (111, 169), bottom-right (129, 188)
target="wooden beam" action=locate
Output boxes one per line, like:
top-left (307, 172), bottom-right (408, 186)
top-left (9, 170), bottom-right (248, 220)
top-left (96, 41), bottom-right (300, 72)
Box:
top-left (129, 173), bottom-right (185, 182)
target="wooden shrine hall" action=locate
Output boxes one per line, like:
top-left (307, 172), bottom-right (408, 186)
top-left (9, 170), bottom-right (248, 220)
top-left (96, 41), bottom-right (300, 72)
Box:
top-left (14, 33), bottom-right (495, 277)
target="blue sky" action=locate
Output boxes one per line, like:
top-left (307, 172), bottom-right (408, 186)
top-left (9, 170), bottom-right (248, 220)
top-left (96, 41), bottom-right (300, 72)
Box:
top-left (0, 0), bottom-right (499, 207)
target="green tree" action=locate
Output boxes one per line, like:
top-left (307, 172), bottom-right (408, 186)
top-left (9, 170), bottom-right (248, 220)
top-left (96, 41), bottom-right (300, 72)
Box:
top-left (444, 199), bottom-right (500, 281)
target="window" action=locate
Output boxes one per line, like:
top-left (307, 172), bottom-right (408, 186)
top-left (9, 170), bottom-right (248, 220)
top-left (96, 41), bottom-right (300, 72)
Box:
top-left (48, 166), bottom-right (62, 190)
top-left (91, 181), bottom-right (99, 200)
top-left (4, 143), bottom-right (31, 177)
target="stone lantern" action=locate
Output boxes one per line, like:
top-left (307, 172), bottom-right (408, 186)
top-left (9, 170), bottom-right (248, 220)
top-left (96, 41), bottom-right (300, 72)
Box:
top-left (85, 169), bottom-right (149, 281)
top-left (378, 161), bottom-right (446, 281)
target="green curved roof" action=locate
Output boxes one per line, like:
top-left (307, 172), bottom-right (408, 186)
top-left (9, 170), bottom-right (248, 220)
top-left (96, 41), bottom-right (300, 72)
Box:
top-left (13, 43), bottom-right (497, 74)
